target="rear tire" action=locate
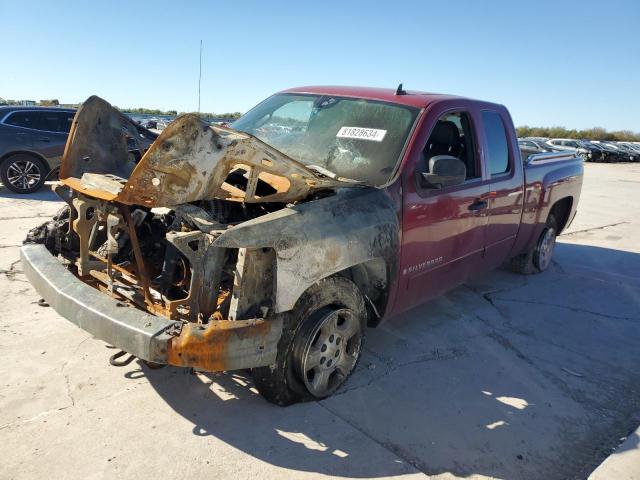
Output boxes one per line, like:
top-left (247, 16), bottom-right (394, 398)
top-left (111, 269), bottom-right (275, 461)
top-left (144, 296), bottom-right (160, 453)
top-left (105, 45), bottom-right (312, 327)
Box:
top-left (0, 154), bottom-right (48, 194)
top-left (252, 276), bottom-right (366, 406)
top-left (510, 214), bottom-right (557, 275)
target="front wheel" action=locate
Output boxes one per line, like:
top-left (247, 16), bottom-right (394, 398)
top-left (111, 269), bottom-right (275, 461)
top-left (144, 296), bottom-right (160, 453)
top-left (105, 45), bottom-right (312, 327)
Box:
top-left (293, 307), bottom-right (363, 398)
top-left (0, 154), bottom-right (47, 194)
top-left (252, 276), bottom-right (366, 405)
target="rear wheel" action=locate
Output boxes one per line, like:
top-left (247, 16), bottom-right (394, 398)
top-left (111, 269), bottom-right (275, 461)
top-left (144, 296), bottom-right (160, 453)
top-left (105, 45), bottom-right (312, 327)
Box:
top-left (0, 154), bottom-right (47, 193)
top-left (252, 276), bottom-right (366, 406)
top-left (510, 214), bottom-right (557, 275)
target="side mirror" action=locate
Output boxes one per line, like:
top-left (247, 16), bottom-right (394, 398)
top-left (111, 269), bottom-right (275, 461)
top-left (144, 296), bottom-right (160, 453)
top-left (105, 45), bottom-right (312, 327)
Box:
top-left (418, 155), bottom-right (466, 189)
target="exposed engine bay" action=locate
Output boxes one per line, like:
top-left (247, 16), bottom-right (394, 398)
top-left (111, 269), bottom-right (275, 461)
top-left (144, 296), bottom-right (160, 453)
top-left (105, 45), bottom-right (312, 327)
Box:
top-left (28, 191), bottom-right (287, 323)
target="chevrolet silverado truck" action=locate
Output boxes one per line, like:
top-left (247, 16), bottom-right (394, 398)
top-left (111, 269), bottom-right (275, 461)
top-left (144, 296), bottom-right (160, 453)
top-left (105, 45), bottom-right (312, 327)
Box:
top-left (21, 86), bottom-right (583, 405)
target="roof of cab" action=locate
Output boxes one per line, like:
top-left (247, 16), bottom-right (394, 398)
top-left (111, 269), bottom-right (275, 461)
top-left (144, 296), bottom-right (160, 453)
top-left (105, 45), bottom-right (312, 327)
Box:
top-left (281, 85), bottom-right (465, 109)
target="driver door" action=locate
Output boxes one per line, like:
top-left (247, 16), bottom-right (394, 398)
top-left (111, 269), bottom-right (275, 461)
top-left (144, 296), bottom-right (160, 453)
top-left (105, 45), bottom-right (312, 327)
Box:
top-left (397, 106), bottom-right (490, 313)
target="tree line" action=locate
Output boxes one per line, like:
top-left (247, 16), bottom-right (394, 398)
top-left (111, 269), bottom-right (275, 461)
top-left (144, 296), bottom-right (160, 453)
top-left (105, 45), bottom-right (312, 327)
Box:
top-left (0, 98), bottom-right (242, 119)
top-left (517, 126), bottom-right (640, 142)
top-left (120, 107), bottom-right (242, 119)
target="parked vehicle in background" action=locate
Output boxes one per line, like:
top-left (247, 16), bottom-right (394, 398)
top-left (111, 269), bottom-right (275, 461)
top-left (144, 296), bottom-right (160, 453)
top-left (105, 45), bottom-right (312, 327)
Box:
top-left (545, 138), bottom-right (582, 152)
top-left (518, 138), bottom-right (551, 161)
top-left (0, 106), bottom-right (76, 193)
top-left (604, 142), bottom-right (638, 162)
top-left (0, 106), bottom-right (158, 194)
top-left (518, 139), bottom-right (548, 150)
top-left (576, 141), bottom-right (607, 162)
top-left (621, 142), bottom-right (640, 158)
top-left (590, 141), bottom-right (627, 162)
top-left (22, 88), bottom-right (583, 404)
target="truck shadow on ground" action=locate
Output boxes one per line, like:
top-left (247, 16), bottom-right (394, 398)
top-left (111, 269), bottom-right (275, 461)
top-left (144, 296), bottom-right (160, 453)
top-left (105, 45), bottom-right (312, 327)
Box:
top-left (134, 242), bottom-right (640, 479)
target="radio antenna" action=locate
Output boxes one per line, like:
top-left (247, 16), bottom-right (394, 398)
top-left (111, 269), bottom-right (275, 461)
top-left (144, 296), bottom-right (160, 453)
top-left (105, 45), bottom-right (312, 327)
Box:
top-left (198, 40), bottom-right (203, 113)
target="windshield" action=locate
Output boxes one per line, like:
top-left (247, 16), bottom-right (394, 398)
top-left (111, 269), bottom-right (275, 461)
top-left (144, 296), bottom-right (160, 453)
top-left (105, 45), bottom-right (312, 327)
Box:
top-left (232, 93), bottom-right (420, 186)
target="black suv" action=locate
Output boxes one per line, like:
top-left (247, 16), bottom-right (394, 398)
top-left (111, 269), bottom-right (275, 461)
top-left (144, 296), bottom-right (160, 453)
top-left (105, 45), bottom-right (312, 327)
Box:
top-left (0, 106), bottom-right (76, 193)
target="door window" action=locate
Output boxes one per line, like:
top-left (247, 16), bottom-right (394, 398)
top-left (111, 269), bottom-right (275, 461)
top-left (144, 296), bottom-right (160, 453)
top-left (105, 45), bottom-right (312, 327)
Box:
top-left (4, 111), bottom-right (37, 129)
top-left (419, 111), bottom-right (479, 181)
top-left (60, 112), bottom-right (75, 133)
top-left (482, 111), bottom-right (510, 176)
top-left (38, 111), bottom-right (74, 132)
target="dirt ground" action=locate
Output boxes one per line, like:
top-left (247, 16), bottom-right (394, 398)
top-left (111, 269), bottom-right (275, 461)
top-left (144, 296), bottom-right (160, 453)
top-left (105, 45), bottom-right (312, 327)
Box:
top-left (1, 162), bottom-right (639, 480)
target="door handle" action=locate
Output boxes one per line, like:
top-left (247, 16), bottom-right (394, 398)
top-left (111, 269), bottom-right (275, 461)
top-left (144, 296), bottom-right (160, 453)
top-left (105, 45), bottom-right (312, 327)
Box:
top-left (39, 137), bottom-right (51, 142)
top-left (468, 199), bottom-right (488, 212)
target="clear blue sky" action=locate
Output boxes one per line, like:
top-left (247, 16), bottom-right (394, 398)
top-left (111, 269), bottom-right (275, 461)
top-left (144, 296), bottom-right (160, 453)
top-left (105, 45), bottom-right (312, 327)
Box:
top-left (1, 0), bottom-right (638, 130)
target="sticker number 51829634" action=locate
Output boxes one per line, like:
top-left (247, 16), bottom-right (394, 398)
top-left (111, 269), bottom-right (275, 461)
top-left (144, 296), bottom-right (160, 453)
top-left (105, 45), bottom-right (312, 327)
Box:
top-left (336, 126), bottom-right (387, 142)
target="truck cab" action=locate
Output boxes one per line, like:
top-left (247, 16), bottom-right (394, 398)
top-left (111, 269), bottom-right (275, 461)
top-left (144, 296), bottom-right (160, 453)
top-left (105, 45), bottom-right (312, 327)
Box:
top-left (397, 99), bottom-right (527, 312)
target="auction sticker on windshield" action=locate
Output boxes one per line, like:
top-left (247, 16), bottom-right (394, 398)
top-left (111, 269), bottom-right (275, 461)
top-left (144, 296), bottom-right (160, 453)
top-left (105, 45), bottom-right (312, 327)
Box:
top-left (336, 126), bottom-right (387, 142)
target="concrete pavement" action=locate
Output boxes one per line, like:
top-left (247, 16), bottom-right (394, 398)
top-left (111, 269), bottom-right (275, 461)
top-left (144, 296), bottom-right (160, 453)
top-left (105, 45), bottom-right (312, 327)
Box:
top-left (1, 162), bottom-right (639, 480)
top-left (590, 427), bottom-right (640, 480)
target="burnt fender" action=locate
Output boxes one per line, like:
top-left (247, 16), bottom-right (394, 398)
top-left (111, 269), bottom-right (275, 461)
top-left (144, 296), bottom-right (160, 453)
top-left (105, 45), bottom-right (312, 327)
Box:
top-left (213, 188), bottom-right (399, 313)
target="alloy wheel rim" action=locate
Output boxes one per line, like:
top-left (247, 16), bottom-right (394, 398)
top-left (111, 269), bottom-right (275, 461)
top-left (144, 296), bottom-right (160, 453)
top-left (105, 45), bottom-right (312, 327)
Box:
top-left (538, 227), bottom-right (556, 270)
top-left (300, 308), bottom-right (362, 398)
top-left (6, 160), bottom-right (41, 190)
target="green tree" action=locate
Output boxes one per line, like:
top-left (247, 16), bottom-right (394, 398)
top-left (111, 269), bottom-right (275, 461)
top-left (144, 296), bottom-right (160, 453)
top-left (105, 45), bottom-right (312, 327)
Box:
top-left (517, 125), bottom-right (640, 142)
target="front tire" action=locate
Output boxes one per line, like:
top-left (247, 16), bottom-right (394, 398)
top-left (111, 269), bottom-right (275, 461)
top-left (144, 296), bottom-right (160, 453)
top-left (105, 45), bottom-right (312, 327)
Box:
top-left (0, 154), bottom-right (47, 194)
top-left (252, 276), bottom-right (366, 406)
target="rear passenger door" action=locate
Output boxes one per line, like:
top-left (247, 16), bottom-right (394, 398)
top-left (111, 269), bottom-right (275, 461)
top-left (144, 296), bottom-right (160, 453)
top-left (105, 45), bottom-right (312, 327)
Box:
top-left (481, 110), bottom-right (524, 270)
top-left (32, 110), bottom-right (75, 170)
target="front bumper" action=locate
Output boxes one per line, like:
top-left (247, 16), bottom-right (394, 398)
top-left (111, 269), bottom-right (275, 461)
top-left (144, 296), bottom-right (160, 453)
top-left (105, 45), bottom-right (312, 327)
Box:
top-left (21, 244), bottom-right (178, 363)
top-left (20, 244), bottom-right (282, 370)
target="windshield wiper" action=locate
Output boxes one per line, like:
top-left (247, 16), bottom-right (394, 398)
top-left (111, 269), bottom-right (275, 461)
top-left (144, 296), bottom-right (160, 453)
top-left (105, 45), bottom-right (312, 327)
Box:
top-left (305, 165), bottom-right (360, 184)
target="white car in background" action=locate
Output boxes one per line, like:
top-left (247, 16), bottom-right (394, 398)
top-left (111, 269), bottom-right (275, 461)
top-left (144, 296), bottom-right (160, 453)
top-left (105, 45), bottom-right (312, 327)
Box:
top-left (545, 138), bottom-right (582, 152)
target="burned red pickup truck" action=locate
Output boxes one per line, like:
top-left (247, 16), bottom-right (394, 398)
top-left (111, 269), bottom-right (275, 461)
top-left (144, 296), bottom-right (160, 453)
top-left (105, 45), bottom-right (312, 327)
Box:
top-left (21, 86), bottom-right (583, 404)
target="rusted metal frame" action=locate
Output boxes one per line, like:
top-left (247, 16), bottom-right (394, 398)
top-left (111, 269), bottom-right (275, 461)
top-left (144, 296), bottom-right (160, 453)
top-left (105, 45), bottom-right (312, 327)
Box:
top-left (165, 230), bottom-right (225, 322)
top-left (52, 183), bottom-right (80, 253)
top-left (229, 247), bottom-right (275, 320)
top-left (121, 205), bottom-right (153, 307)
top-left (167, 317), bottom-right (283, 372)
top-left (72, 197), bottom-right (102, 276)
top-left (172, 203), bottom-right (228, 234)
top-left (197, 247), bottom-right (226, 321)
top-left (88, 251), bottom-right (134, 278)
top-left (90, 269), bottom-right (160, 316)
top-left (87, 257), bottom-right (190, 321)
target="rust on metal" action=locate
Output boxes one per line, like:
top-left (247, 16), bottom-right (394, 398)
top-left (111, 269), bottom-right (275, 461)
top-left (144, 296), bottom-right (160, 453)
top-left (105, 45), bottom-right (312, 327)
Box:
top-left (61, 177), bottom-right (119, 201)
top-left (121, 206), bottom-right (153, 306)
top-left (167, 318), bottom-right (282, 371)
